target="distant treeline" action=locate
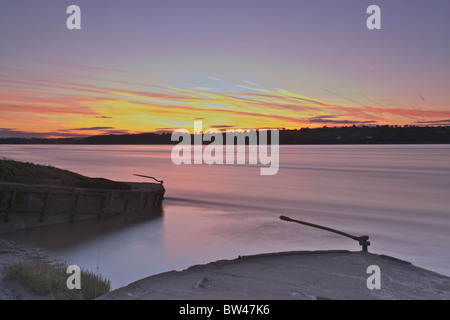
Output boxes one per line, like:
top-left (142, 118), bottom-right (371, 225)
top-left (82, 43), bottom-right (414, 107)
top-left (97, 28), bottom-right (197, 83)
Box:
top-left (1, 125), bottom-right (450, 145)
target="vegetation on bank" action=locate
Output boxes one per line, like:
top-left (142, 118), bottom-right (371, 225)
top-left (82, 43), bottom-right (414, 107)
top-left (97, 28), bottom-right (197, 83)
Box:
top-left (2, 259), bottom-right (111, 300)
top-left (278, 125), bottom-right (450, 144)
top-left (0, 159), bottom-right (130, 190)
top-left (0, 125), bottom-right (449, 144)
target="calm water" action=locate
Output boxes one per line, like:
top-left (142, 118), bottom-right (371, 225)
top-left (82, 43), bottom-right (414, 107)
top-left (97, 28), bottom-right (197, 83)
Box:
top-left (1, 144), bottom-right (450, 289)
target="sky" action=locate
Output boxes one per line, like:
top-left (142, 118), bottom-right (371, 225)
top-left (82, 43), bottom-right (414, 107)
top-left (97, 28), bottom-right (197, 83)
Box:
top-left (1, 0), bottom-right (450, 138)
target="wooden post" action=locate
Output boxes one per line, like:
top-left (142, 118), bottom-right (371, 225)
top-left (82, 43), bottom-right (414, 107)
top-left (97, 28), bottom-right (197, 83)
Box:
top-left (71, 193), bottom-right (82, 222)
top-left (124, 198), bottom-right (129, 215)
top-left (4, 190), bottom-right (17, 223)
top-left (144, 193), bottom-right (153, 211)
top-left (40, 193), bottom-right (51, 223)
top-left (109, 192), bottom-right (115, 214)
top-left (100, 194), bottom-right (108, 217)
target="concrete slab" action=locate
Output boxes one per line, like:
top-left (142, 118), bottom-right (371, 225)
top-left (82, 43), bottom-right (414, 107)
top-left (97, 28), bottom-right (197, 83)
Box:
top-left (98, 250), bottom-right (450, 300)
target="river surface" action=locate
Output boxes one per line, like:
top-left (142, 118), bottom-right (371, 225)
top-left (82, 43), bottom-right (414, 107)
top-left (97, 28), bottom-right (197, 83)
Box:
top-left (1, 144), bottom-right (449, 289)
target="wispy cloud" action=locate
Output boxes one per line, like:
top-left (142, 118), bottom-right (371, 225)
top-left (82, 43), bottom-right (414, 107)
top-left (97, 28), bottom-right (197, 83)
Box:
top-left (1, 64), bottom-right (449, 138)
top-left (364, 63), bottom-right (376, 71)
top-left (59, 127), bottom-right (116, 132)
top-left (209, 125), bottom-right (235, 128)
top-left (307, 117), bottom-right (376, 125)
top-left (0, 128), bottom-right (88, 139)
top-left (415, 119), bottom-right (450, 126)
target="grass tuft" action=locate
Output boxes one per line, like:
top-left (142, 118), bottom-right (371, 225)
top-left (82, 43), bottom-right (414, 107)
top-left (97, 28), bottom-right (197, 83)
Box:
top-left (0, 158), bottom-right (130, 190)
top-left (2, 259), bottom-right (111, 300)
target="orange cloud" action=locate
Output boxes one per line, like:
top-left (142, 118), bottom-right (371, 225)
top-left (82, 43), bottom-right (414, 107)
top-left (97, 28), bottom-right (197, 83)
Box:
top-left (1, 67), bottom-right (449, 138)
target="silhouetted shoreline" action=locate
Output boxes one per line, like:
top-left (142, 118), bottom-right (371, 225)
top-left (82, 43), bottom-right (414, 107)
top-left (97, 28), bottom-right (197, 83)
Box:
top-left (1, 125), bottom-right (450, 145)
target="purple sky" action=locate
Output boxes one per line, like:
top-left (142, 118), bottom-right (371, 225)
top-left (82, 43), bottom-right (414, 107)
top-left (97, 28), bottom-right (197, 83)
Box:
top-left (1, 0), bottom-right (450, 137)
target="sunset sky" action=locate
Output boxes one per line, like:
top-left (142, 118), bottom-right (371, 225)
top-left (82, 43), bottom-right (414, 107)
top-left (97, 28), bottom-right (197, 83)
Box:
top-left (1, 0), bottom-right (450, 138)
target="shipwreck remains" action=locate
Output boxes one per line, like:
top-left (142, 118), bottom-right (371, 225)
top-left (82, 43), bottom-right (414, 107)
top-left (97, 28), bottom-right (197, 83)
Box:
top-left (0, 174), bottom-right (165, 233)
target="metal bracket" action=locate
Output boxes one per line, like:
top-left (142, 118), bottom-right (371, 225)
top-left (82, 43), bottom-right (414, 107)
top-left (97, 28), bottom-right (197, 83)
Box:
top-left (280, 215), bottom-right (370, 252)
top-left (134, 174), bottom-right (164, 184)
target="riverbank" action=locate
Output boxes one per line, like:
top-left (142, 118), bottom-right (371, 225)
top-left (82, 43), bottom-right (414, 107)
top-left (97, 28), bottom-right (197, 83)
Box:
top-left (0, 239), bottom-right (57, 299)
top-left (1, 146), bottom-right (449, 299)
top-left (98, 250), bottom-right (450, 300)
top-left (1, 125), bottom-right (450, 145)
top-left (2, 242), bottom-right (450, 300)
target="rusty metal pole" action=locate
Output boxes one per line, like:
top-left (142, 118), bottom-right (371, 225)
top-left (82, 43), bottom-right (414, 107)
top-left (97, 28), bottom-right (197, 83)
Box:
top-left (134, 174), bottom-right (163, 184)
top-left (279, 215), bottom-right (370, 252)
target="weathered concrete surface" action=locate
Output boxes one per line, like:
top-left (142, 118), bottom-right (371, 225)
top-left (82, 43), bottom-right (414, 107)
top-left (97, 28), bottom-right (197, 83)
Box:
top-left (0, 181), bottom-right (165, 233)
top-left (98, 251), bottom-right (450, 300)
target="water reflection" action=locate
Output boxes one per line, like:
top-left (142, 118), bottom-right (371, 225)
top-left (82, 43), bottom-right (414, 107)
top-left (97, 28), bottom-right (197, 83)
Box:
top-left (1, 144), bottom-right (449, 289)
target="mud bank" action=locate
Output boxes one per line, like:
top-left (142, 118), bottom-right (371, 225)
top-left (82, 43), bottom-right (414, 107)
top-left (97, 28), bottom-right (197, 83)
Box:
top-left (0, 239), bottom-right (57, 300)
top-left (98, 250), bottom-right (450, 300)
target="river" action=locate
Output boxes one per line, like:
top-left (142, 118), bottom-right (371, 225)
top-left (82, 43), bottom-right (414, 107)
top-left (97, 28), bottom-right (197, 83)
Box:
top-left (1, 144), bottom-right (449, 289)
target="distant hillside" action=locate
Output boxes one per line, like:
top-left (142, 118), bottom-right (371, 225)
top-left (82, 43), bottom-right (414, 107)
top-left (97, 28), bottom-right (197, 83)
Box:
top-left (279, 125), bottom-right (450, 144)
top-left (0, 125), bottom-right (449, 145)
